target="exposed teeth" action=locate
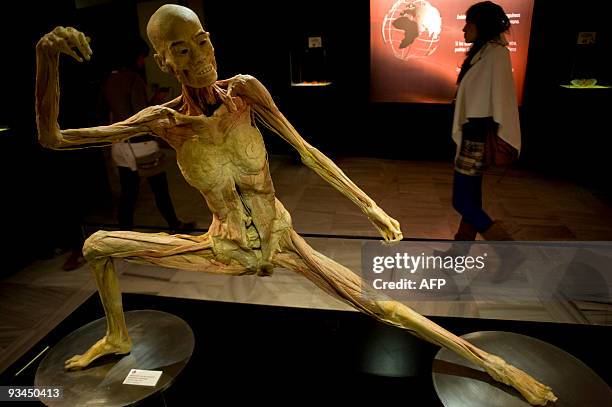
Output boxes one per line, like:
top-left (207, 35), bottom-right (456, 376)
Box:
top-left (197, 65), bottom-right (212, 76)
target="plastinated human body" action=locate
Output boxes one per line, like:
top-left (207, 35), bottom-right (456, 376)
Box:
top-left (35, 5), bottom-right (555, 405)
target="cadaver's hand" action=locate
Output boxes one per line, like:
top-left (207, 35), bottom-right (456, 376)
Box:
top-left (366, 205), bottom-right (403, 243)
top-left (37, 26), bottom-right (92, 62)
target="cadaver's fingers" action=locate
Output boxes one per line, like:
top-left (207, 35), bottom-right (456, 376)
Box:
top-left (53, 27), bottom-right (85, 61)
top-left (69, 27), bottom-right (92, 60)
top-left (58, 39), bottom-right (83, 62)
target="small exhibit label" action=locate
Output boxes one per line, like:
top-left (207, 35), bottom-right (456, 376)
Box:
top-left (123, 369), bottom-right (163, 387)
top-left (577, 32), bottom-right (596, 44)
top-left (308, 36), bottom-right (322, 48)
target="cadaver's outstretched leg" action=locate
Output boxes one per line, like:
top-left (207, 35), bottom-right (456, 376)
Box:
top-left (272, 230), bottom-right (557, 406)
top-left (66, 230), bottom-right (249, 371)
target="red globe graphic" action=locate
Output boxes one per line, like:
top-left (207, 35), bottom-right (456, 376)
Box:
top-left (382, 0), bottom-right (442, 60)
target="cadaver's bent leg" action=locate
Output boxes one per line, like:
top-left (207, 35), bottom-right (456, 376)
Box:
top-left (65, 230), bottom-right (248, 371)
top-left (272, 230), bottom-right (557, 406)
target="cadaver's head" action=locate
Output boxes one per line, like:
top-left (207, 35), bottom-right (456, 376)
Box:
top-left (147, 4), bottom-right (217, 88)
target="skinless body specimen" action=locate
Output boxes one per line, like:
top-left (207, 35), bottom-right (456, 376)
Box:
top-left (35, 5), bottom-right (556, 405)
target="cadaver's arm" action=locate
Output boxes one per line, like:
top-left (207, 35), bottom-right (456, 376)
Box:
top-left (223, 75), bottom-right (402, 242)
top-left (35, 33), bottom-right (174, 150)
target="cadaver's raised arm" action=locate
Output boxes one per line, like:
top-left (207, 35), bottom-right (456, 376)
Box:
top-left (35, 26), bottom-right (171, 149)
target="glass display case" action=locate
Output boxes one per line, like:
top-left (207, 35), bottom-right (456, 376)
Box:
top-left (290, 35), bottom-right (332, 87)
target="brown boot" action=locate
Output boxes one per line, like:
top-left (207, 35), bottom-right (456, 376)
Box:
top-left (434, 218), bottom-right (477, 257)
top-left (480, 221), bottom-right (526, 282)
top-left (454, 218), bottom-right (478, 241)
top-left (480, 220), bottom-right (514, 241)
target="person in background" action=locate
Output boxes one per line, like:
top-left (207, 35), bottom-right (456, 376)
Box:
top-left (449, 1), bottom-right (520, 243)
top-left (100, 37), bottom-right (194, 232)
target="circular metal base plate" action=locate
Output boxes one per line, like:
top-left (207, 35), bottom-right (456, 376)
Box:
top-left (35, 310), bottom-right (194, 407)
top-left (432, 331), bottom-right (611, 407)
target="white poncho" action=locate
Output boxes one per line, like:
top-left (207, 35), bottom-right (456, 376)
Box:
top-left (452, 38), bottom-right (521, 156)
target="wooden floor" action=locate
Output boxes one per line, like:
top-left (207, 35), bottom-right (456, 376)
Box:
top-left (2, 155), bottom-right (611, 375)
top-left (88, 152), bottom-right (612, 241)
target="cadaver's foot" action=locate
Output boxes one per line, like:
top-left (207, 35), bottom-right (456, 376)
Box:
top-left (64, 335), bottom-right (132, 370)
top-left (482, 353), bottom-right (557, 406)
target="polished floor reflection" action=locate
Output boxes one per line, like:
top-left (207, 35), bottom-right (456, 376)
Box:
top-left (2, 154), bottom-right (612, 373)
top-left (89, 153), bottom-right (612, 240)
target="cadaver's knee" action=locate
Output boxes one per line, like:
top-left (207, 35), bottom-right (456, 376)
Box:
top-left (83, 230), bottom-right (111, 261)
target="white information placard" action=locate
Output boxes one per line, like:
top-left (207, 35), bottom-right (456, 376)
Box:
top-left (122, 369), bottom-right (163, 387)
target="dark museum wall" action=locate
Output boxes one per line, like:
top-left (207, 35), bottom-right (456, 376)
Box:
top-left (201, 0), bottom-right (612, 169)
top-left (0, 0), bottom-right (610, 275)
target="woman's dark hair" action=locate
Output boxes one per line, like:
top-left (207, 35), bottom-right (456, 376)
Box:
top-left (457, 1), bottom-right (511, 83)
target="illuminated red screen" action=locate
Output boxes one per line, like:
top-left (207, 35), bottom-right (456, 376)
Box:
top-left (370, 0), bottom-right (534, 104)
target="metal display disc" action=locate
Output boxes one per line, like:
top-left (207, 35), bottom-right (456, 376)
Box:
top-left (35, 310), bottom-right (195, 406)
top-left (432, 331), bottom-right (611, 407)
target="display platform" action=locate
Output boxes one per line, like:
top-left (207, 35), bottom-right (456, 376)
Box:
top-left (34, 310), bottom-right (194, 407)
top-left (433, 331), bottom-right (611, 406)
top-left (2, 293), bottom-right (610, 406)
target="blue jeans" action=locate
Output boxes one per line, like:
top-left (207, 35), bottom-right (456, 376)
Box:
top-left (452, 171), bottom-right (493, 233)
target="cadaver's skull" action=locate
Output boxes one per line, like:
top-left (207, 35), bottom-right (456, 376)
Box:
top-left (148, 5), bottom-right (218, 88)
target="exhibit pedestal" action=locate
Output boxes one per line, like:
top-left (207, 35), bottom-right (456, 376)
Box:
top-left (432, 331), bottom-right (612, 407)
top-left (3, 293), bottom-right (610, 405)
top-left (34, 310), bottom-right (194, 407)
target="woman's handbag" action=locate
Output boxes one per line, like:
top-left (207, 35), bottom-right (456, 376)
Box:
top-left (484, 131), bottom-right (518, 167)
top-left (461, 117), bottom-right (518, 168)
top-left (128, 142), bottom-right (167, 178)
